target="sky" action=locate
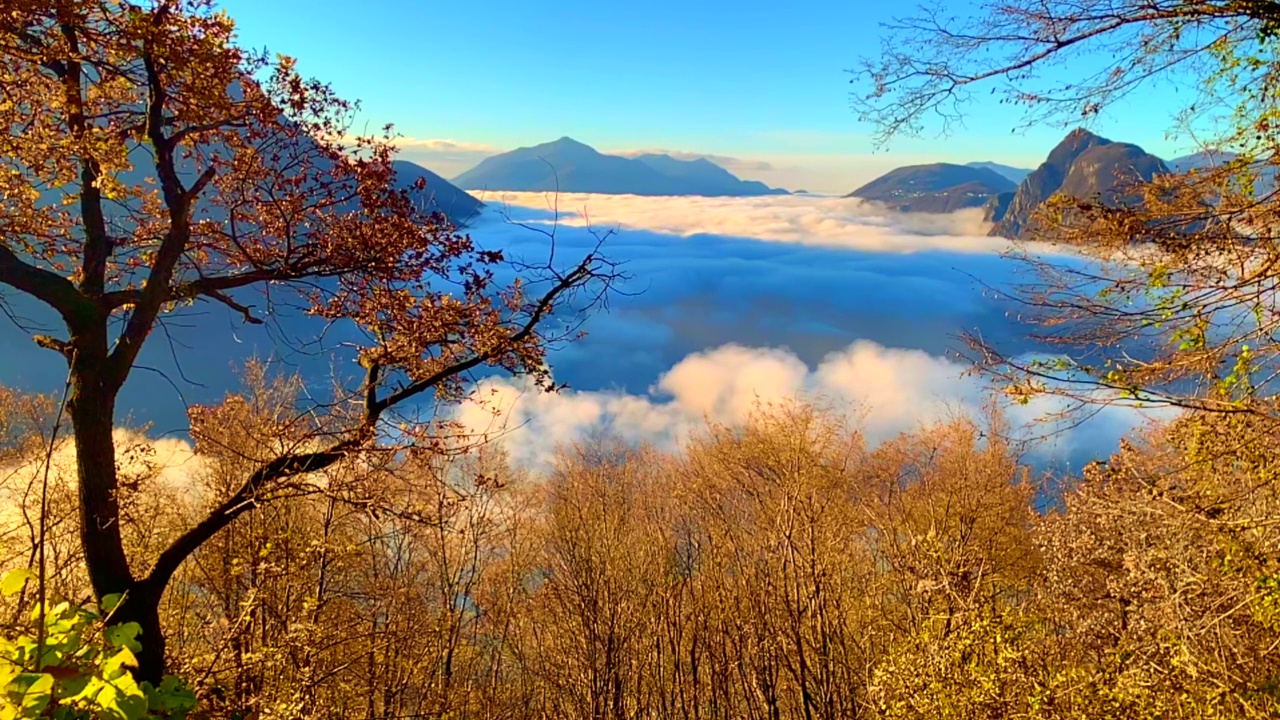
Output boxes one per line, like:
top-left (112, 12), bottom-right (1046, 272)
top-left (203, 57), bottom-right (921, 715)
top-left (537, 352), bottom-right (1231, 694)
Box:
top-left (215, 0), bottom-right (1204, 193)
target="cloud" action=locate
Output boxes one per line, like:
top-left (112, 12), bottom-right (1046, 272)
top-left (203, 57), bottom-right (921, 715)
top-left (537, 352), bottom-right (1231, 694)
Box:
top-left (363, 136), bottom-right (505, 179)
top-left (481, 191), bottom-right (1072, 255)
top-left (455, 339), bottom-right (1172, 472)
top-left (0, 430), bottom-right (207, 543)
top-left (328, 133), bottom-right (500, 155)
top-left (0, 192), bottom-right (1101, 468)
top-left (451, 193), bottom-right (1116, 464)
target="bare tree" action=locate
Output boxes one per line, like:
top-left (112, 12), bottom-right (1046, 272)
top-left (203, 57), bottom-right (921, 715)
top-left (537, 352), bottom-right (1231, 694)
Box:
top-left (853, 0), bottom-right (1280, 420)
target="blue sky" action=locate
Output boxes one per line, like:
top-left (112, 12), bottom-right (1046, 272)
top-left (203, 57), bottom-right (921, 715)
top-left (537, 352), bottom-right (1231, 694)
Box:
top-left (219, 0), bottom-right (1199, 192)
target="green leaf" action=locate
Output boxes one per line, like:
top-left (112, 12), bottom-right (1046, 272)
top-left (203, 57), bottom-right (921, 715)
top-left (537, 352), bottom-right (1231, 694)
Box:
top-left (58, 672), bottom-right (90, 698)
top-left (5, 672), bottom-right (53, 716)
top-left (103, 623), bottom-right (142, 652)
top-left (96, 682), bottom-right (126, 720)
top-left (115, 689), bottom-right (150, 720)
top-left (68, 675), bottom-right (104, 704)
top-left (95, 673), bottom-right (149, 720)
top-left (0, 571), bottom-right (34, 598)
top-left (147, 676), bottom-right (197, 713)
top-left (102, 647), bottom-right (138, 675)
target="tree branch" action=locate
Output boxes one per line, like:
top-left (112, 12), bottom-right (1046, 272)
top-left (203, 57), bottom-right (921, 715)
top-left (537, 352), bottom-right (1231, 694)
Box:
top-left (144, 446), bottom-right (354, 591)
top-left (105, 24), bottom-right (202, 390)
top-left (54, 11), bottom-right (111, 299)
top-left (146, 252), bottom-right (603, 589)
top-left (371, 253), bottom-right (597, 415)
top-left (205, 288), bottom-right (264, 325)
top-left (0, 245), bottom-right (97, 332)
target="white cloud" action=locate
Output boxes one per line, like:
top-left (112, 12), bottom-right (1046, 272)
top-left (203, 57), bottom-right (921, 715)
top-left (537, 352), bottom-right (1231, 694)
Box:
top-left (328, 133), bottom-right (500, 155)
top-left (331, 135), bottom-right (506, 179)
top-left (0, 430), bottom-right (207, 540)
top-left (481, 191), bottom-right (1075, 256)
top-left (456, 340), bottom-right (1171, 471)
top-left (0, 186), bottom-right (1117, 485)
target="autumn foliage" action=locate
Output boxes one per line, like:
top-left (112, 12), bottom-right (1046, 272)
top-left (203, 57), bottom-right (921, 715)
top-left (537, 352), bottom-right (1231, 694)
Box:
top-left (4, 390), bottom-right (1280, 718)
top-left (0, 0), bottom-right (610, 684)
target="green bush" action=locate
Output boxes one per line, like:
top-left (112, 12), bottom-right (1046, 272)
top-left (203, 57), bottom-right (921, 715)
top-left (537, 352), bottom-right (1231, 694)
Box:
top-left (0, 570), bottom-right (195, 720)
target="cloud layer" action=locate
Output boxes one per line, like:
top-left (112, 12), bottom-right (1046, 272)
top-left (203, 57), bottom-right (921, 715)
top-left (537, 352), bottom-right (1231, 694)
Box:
top-left (456, 339), bottom-right (1168, 472)
top-left (1, 191), bottom-right (1129, 471)
top-left (450, 193), bottom-right (1138, 470)
top-left (465, 192), bottom-right (1086, 400)
top-left (482, 191), bottom-right (1071, 255)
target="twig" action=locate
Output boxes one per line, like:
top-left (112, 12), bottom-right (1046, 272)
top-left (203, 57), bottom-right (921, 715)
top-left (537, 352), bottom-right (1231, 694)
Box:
top-left (34, 348), bottom-right (75, 670)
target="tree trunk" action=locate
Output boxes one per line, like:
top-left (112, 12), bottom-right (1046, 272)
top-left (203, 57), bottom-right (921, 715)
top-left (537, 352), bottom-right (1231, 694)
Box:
top-left (113, 580), bottom-right (167, 685)
top-left (68, 354), bottom-right (168, 684)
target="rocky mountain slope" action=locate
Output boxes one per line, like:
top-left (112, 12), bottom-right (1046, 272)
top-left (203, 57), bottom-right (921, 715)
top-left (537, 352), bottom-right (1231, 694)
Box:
top-left (989, 129), bottom-right (1168, 239)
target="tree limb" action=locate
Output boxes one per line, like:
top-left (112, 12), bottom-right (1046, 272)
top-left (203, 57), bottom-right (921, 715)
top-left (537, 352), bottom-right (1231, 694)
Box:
top-left (0, 245), bottom-right (97, 333)
top-left (145, 252), bottom-right (602, 588)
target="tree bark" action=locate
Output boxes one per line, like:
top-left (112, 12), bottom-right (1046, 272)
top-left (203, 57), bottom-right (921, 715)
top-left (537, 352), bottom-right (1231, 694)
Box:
top-left (113, 580), bottom-right (167, 685)
top-left (68, 345), bottom-right (168, 684)
top-left (70, 355), bottom-right (131, 600)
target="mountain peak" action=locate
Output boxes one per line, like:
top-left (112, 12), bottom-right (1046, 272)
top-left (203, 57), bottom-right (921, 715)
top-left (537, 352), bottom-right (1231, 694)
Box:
top-left (1065, 127), bottom-right (1105, 142)
top-left (1054, 129), bottom-right (1113, 155)
top-left (548, 136), bottom-right (590, 148)
top-left (991, 130), bottom-right (1165, 238)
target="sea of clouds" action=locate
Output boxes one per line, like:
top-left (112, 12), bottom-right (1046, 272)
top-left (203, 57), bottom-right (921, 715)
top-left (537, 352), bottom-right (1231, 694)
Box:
top-left (0, 192), bottom-right (1164, 476)
top-left (449, 193), bottom-right (1164, 471)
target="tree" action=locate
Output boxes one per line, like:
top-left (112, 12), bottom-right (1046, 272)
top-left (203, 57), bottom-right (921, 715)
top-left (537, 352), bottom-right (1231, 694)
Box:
top-left (0, 0), bottom-right (612, 684)
top-left (853, 0), bottom-right (1280, 146)
top-left (852, 0), bottom-right (1280, 418)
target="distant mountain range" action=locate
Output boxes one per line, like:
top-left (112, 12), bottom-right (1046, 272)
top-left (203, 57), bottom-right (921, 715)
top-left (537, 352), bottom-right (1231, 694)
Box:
top-left (1166, 149), bottom-right (1239, 173)
top-left (1165, 149), bottom-right (1277, 196)
top-left (453, 137), bottom-right (789, 197)
top-left (846, 163), bottom-right (1017, 213)
top-left (966, 161), bottom-right (1032, 184)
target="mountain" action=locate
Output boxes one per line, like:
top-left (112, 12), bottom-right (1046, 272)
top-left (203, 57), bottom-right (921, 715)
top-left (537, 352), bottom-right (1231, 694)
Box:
top-left (453, 137), bottom-right (787, 196)
top-left (391, 160), bottom-right (484, 226)
top-left (631, 153), bottom-right (787, 196)
top-left (983, 191), bottom-right (1015, 223)
top-left (1167, 149), bottom-right (1239, 173)
top-left (846, 163), bottom-right (1017, 213)
top-left (991, 129), bottom-right (1169, 239)
top-left (1166, 149), bottom-right (1277, 197)
top-left (966, 161), bottom-right (1033, 184)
